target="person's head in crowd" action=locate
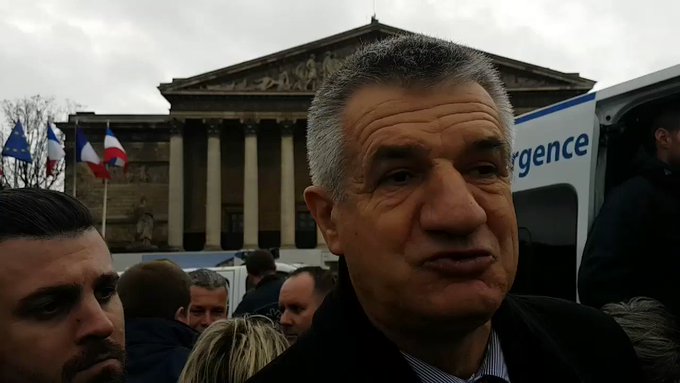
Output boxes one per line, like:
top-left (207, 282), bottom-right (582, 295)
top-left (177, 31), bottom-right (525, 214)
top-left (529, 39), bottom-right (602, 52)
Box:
top-left (178, 316), bottom-right (289, 383)
top-left (244, 249), bottom-right (277, 286)
top-left (603, 297), bottom-right (680, 383)
top-left (0, 188), bottom-right (125, 383)
top-left (650, 104), bottom-right (680, 168)
top-left (117, 260), bottom-right (191, 324)
top-left (279, 266), bottom-right (334, 341)
top-left (304, 34), bottom-right (516, 373)
top-left (187, 268), bottom-right (229, 332)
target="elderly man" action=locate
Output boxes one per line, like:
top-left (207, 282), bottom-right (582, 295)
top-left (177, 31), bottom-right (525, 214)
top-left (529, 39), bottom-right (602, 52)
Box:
top-left (249, 35), bottom-right (642, 382)
top-left (187, 268), bottom-right (229, 332)
top-left (0, 188), bottom-right (125, 383)
top-left (279, 266), bottom-right (334, 342)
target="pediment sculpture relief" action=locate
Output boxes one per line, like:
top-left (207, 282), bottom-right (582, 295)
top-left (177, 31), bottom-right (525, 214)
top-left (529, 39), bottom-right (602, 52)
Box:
top-left (205, 51), bottom-right (346, 92)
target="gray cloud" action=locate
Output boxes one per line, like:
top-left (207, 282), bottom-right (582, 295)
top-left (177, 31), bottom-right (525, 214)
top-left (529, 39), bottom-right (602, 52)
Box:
top-left (0, 0), bottom-right (678, 115)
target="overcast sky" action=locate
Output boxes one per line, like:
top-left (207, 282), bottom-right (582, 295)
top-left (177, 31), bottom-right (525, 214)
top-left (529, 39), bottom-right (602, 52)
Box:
top-left (0, 0), bottom-right (678, 116)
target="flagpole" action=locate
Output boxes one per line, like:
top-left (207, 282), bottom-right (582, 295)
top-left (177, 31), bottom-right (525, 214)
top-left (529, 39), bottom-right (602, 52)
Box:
top-left (102, 178), bottom-right (108, 238)
top-left (101, 120), bottom-right (110, 239)
top-left (72, 119), bottom-right (78, 197)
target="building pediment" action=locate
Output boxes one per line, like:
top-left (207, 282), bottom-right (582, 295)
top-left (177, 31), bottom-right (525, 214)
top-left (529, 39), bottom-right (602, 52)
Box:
top-left (158, 20), bottom-right (406, 96)
top-left (158, 20), bottom-right (594, 99)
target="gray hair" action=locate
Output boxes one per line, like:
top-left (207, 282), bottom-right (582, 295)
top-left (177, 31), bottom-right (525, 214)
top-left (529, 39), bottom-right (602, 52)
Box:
top-left (307, 34), bottom-right (514, 201)
top-left (602, 297), bottom-right (680, 383)
top-left (188, 268), bottom-right (229, 290)
top-left (178, 316), bottom-right (289, 383)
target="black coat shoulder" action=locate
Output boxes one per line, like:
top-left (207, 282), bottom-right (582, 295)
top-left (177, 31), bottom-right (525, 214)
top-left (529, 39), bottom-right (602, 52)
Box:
top-left (497, 295), bottom-right (643, 382)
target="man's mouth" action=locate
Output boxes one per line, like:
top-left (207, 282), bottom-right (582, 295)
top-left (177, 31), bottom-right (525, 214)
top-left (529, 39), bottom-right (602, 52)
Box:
top-left (422, 250), bottom-right (494, 276)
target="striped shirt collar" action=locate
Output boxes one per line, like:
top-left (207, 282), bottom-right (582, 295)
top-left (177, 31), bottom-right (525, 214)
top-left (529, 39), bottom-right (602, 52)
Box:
top-left (402, 330), bottom-right (510, 383)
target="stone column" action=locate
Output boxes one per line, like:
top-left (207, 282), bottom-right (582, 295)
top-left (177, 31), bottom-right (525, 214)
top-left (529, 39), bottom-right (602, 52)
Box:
top-left (280, 121), bottom-right (296, 248)
top-left (204, 120), bottom-right (222, 251)
top-left (167, 119), bottom-right (184, 250)
top-left (243, 122), bottom-right (259, 249)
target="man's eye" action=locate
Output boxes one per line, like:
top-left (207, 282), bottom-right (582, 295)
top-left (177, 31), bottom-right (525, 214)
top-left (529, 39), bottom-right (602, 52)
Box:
top-left (95, 286), bottom-right (116, 303)
top-left (38, 301), bottom-right (62, 318)
top-left (29, 300), bottom-right (68, 320)
top-left (469, 164), bottom-right (500, 179)
top-left (380, 170), bottom-right (415, 186)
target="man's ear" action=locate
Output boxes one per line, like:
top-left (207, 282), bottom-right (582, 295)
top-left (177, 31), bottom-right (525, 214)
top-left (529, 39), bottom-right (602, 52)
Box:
top-left (175, 306), bottom-right (188, 324)
top-left (656, 128), bottom-right (671, 149)
top-left (304, 185), bottom-right (343, 255)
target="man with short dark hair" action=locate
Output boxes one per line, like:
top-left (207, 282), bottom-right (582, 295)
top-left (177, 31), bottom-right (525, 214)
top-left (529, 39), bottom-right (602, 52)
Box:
top-left (0, 188), bottom-right (125, 383)
top-left (187, 268), bottom-right (229, 332)
top-left (580, 102), bottom-right (680, 318)
top-left (233, 249), bottom-right (283, 321)
top-left (249, 34), bottom-right (642, 382)
top-left (279, 266), bottom-right (334, 342)
top-left (118, 260), bottom-right (197, 383)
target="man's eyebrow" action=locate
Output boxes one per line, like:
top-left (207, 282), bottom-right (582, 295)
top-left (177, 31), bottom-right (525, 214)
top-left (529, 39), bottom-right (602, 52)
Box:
top-left (94, 271), bottom-right (120, 288)
top-left (367, 144), bottom-right (431, 168)
top-left (465, 137), bottom-right (511, 158)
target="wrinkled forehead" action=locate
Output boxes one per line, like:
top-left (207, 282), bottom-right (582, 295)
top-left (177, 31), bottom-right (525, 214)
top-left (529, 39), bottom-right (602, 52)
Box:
top-left (0, 230), bottom-right (112, 300)
top-left (342, 82), bottom-right (502, 142)
top-left (340, 82), bottom-right (506, 163)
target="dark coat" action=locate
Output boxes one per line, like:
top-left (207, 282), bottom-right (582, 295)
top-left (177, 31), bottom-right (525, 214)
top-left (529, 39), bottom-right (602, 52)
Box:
top-left (579, 156), bottom-right (680, 317)
top-left (125, 318), bottom-right (198, 383)
top-left (233, 274), bottom-right (284, 321)
top-left (249, 261), bottom-right (642, 383)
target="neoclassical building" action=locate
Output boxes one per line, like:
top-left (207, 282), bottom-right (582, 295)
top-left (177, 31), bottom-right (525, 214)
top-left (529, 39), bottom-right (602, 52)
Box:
top-left (61, 20), bottom-right (595, 252)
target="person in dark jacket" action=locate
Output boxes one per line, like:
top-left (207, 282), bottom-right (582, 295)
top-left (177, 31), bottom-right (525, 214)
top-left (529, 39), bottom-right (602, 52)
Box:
top-left (233, 249), bottom-right (284, 321)
top-left (117, 260), bottom-right (198, 383)
top-left (248, 34), bottom-right (642, 382)
top-left (579, 104), bottom-right (680, 318)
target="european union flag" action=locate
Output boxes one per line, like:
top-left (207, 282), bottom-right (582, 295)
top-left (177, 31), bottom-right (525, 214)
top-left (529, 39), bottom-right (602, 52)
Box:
top-left (2, 121), bottom-right (32, 163)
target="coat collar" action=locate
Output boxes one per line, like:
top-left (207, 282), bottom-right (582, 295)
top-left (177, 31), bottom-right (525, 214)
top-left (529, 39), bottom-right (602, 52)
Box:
top-left (310, 258), bottom-right (583, 383)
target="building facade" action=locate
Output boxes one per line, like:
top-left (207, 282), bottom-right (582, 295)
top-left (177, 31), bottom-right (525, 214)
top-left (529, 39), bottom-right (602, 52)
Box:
top-left (61, 20), bottom-right (595, 252)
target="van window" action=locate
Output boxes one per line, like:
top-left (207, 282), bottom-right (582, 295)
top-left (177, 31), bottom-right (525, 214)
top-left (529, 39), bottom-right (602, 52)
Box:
top-left (511, 184), bottom-right (578, 301)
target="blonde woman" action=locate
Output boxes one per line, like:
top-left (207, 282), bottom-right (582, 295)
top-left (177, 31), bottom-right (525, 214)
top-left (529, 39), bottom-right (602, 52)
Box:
top-left (179, 316), bottom-right (289, 383)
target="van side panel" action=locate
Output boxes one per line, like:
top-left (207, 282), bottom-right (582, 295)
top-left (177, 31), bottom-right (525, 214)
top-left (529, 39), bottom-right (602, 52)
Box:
top-left (512, 93), bottom-right (599, 299)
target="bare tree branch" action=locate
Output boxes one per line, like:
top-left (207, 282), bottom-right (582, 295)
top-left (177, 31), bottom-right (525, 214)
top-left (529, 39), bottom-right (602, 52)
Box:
top-left (0, 95), bottom-right (82, 190)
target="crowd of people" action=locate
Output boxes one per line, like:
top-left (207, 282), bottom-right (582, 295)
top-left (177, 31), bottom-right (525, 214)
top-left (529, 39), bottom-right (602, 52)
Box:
top-left (1, 33), bottom-right (679, 383)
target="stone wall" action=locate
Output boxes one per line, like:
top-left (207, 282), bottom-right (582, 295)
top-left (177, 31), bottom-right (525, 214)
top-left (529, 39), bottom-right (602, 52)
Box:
top-left (65, 140), bottom-right (170, 251)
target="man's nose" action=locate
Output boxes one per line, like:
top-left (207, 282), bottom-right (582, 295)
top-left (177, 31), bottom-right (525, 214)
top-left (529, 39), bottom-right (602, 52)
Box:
top-left (202, 312), bottom-right (212, 325)
top-left (280, 310), bottom-right (292, 327)
top-left (74, 296), bottom-right (115, 344)
top-left (420, 164), bottom-right (487, 236)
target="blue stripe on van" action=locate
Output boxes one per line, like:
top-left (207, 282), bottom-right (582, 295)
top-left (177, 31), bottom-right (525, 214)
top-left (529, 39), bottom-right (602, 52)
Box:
top-left (515, 92), bottom-right (596, 125)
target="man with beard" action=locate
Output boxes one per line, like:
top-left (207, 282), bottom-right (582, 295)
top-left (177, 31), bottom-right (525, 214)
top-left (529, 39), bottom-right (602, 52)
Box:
top-left (0, 188), bottom-right (125, 383)
top-left (580, 103), bottom-right (680, 317)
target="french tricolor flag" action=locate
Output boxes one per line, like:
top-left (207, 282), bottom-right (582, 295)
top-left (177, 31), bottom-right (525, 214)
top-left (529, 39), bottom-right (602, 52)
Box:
top-left (76, 128), bottom-right (110, 179)
top-left (104, 128), bottom-right (128, 171)
top-left (46, 122), bottom-right (65, 176)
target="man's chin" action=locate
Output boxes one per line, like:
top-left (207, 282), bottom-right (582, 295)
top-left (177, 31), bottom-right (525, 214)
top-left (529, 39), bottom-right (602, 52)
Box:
top-left (283, 331), bottom-right (299, 344)
top-left (71, 359), bottom-right (125, 383)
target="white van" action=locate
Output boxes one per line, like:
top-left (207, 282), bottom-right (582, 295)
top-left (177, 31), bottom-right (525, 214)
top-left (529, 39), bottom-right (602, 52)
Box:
top-left (510, 65), bottom-right (680, 301)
